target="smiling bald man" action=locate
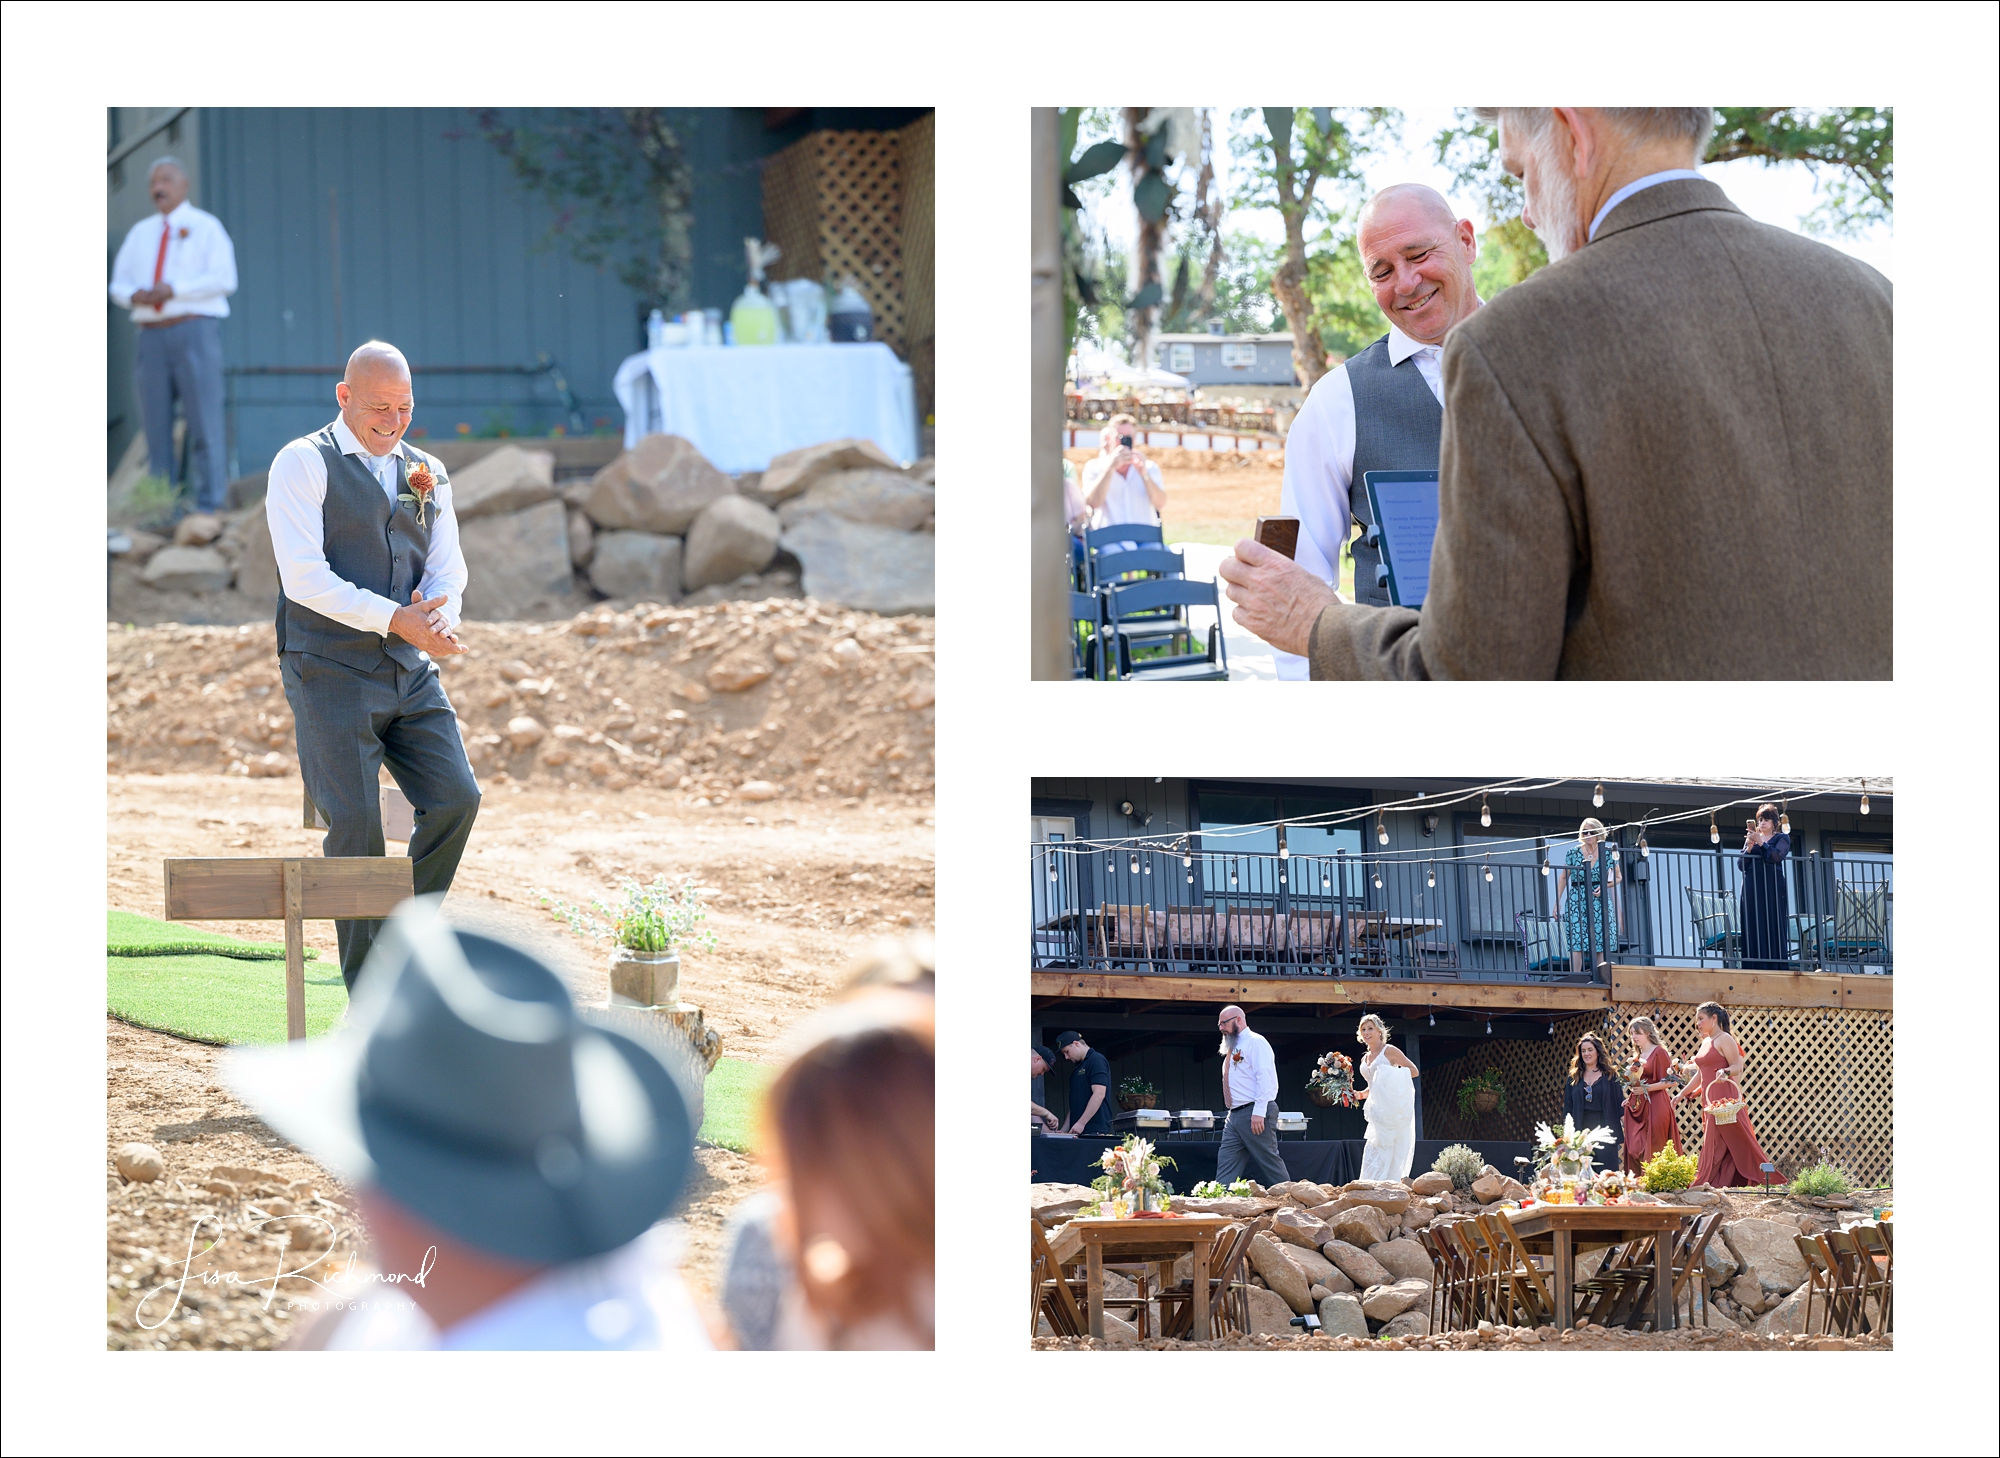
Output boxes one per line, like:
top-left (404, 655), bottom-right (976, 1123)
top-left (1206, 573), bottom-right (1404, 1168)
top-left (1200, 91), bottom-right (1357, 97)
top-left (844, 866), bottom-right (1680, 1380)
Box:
top-left (1270, 184), bottom-right (1482, 677)
top-left (265, 342), bottom-right (479, 988)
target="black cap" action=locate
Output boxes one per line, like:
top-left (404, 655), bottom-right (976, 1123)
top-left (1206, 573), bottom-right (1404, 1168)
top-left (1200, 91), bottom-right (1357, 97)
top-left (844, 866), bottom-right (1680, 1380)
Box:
top-left (1032, 1043), bottom-right (1055, 1066)
top-left (1055, 1031), bottom-right (1084, 1050)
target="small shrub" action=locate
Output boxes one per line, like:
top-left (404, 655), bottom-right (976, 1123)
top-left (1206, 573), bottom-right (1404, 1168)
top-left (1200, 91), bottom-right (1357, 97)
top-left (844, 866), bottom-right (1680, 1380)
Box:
top-left (1640, 1144), bottom-right (1699, 1192)
top-left (1431, 1142), bottom-right (1485, 1191)
top-left (1790, 1162), bottom-right (1852, 1198)
top-left (126, 472), bottom-right (181, 520)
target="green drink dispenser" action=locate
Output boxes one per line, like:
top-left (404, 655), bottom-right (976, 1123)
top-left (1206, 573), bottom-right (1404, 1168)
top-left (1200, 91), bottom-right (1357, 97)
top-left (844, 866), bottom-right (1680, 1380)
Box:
top-left (731, 238), bottom-right (783, 347)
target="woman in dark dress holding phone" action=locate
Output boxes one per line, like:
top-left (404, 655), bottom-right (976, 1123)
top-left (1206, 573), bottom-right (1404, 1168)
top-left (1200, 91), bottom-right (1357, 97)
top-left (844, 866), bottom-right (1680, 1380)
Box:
top-left (1561, 1033), bottom-right (1623, 1169)
top-left (1739, 803), bottom-right (1791, 970)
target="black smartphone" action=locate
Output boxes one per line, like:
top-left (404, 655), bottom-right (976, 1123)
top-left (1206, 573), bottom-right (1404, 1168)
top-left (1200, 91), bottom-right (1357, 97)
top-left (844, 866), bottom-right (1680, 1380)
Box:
top-left (1118, 434), bottom-right (1135, 449)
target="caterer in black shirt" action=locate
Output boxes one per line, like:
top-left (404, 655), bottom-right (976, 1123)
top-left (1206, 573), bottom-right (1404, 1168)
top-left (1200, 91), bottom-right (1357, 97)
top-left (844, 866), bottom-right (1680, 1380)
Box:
top-left (1055, 1030), bottom-right (1113, 1136)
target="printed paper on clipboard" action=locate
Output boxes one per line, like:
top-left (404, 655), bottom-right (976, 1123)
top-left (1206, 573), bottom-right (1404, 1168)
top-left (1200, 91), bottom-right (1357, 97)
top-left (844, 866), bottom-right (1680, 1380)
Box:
top-left (1361, 470), bottom-right (1441, 609)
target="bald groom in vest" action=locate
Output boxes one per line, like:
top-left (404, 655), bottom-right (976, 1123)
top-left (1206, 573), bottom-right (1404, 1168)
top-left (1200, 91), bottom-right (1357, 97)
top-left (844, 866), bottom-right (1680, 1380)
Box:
top-left (1223, 107), bottom-right (1892, 679)
top-left (267, 342), bottom-right (479, 987)
top-left (1273, 183), bottom-right (1481, 678)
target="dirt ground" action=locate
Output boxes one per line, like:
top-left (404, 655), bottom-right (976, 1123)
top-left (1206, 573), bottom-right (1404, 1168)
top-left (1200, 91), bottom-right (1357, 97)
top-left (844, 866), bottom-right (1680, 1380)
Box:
top-left (1033, 1326), bottom-right (1892, 1352)
top-left (1064, 445), bottom-right (1286, 549)
top-left (104, 605), bottom-right (934, 1351)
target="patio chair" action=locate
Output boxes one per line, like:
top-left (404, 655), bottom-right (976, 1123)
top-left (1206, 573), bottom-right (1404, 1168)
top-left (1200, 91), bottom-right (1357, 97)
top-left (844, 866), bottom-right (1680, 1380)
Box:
top-left (1662, 1210), bottom-right (1723, 1330)
top-left (1031, 1218), bottom-right (1087, 1337)
top-left (1415, 1226), bottom-right (1452, 1332)
top-left (1444, 1218), bottom-right (1504, 1326)
top-left (1516, 911), bottom-right (1570, 977)
top-left (1285, 909), bottom-right (1340, 972)
top-left (1573, 1237), bottom-right (1657, 1328)
top-left (1476, 1212), bottom-right (1553, 1329)
top-left (1084, 523), bottom-right (1165, 588)
top-left (1070, 591), bottom-right (1104, 680)
top-left (1093, 546), bottom-right (1188, 651)
top-left (1793, 1232), bottom-right (1838, 1335)
top-left (1222, 905), bottom-right (1282, 968)
top-left (1156, 1221), bottom-right (1258, 1340)
top-left (1102, 578), bottom-right (1230, 682)
top-left (1425, 1220), bottom-right (1480, 1331)
top-left (1818, 1228), bottom-right (1883, 1336)
top-left (1097, 903), bottom-right (1156, 970)
top-left (1828, 883), bottom-right (1890, 967)
top-left (1855, 1222), bottom-right (1891, 1331)
top-left (1685, 887), bottom-right (1740, 967)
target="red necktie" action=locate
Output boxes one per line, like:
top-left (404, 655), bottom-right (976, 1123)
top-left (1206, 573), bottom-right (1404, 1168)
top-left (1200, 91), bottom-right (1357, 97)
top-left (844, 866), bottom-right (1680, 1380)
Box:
top-left (152, 218), bottom-right (171, 295)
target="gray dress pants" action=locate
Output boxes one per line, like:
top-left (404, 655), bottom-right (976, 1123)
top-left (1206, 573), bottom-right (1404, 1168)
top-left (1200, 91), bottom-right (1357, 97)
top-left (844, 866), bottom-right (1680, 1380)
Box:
top-left (1217, 1104), bottom-right (1291, 1187)
top-left (281, 650), bottom-right (480, 988)
top-left (135, 315), bottom-right (229, 513)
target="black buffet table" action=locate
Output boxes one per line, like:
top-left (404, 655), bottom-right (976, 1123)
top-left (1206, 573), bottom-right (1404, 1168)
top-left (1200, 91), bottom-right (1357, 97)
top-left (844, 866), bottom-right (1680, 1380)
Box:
top-left (1031, 1135), bottom-right (1539, 1189)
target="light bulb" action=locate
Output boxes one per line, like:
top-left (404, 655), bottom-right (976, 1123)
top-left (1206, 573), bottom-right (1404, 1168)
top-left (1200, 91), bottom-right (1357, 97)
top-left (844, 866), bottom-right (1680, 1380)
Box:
top-left (1108, 854), bottom-right (1117, 871)
top-left (1372, 873), bottom-right (1382, 890)
top-left (1129, 854), bottom-right (1140, 874)
top-left (1426, 864), bottom-right (1436, 889)
top-left (1483, 856), bottom-right (1493, 883)
top-left (1480, 795), bottom-right (1491, 827)
top-left (1859, 787), bottom-right (1870, 814)
top-left (1377, 815), bottom-right (1389, 846)
top-left (1709, 816), bottom-right (1720, 845)
top-left (1048, 864), bottom-right (1058, 882)
top-left (1541, 857), bottom-right (1550, 877)
top-left (1186, 871), bottom-right (1194, 884)
top-left (1611, 846), bottom-right (1621, 863)
top-left (1182, 853), bottom-right (1192, 868)
top-left (1639, 833), bottom-right (1650, 859)
top-left (1142, 858), bottom-right (1152, 876)
top-left (1593, 783), bottom-right (1605, 808)
top-left (1549, 1021), bottom-right (1555, 1035)
top-left (1486, 1020), bottom-right (1492, 1035)
top-left (1229, 862), bottom-right (1238, 886)
top-left (1321, 871), bottom-right (1331, 890)
top-left (1429, 1011), bottom-right (1435, 1026)
top-left (1779, 809), bottom-right (1791, 834)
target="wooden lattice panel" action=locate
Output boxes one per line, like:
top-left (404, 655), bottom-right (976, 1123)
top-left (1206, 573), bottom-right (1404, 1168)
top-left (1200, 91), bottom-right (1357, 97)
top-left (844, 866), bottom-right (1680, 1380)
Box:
top-left (896, 112), bottom-right (934, 422)
top-left (1420, 1013), bottom-right (1603, 1146)
top-left (1617, 1001), bottom-right (1894, 1187)
top-left (761, 130), bottom-right (907, 358)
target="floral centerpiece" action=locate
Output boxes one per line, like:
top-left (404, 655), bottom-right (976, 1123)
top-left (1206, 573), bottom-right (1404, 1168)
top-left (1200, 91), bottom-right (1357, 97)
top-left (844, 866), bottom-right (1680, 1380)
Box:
top-left (1086, 1135), bottom-right (1178, 1216)
top-left (1588, 1168), bottom-right (1630, 1205)
top-left (1534, 1113), bottom-right (1618, 1185)
top-left (1307, 1051), bottom-right (1358, 1108)
top-left (1190, 1178), bottom-right (1255, 1199)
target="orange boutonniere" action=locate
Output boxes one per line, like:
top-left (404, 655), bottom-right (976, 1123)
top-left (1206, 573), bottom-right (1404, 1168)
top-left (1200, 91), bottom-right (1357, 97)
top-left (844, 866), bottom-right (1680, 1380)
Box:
top-left (400, 459), bottom-right (438, 528)
top-left (177, 226), bottom-right (191, 240)
top-left (1229, 1050), bottom-right (1244, 1064)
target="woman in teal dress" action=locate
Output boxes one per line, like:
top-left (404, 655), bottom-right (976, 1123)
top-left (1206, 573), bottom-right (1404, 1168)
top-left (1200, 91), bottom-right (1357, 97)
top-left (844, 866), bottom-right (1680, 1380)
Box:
top-left (1555, 817), bottom-right (1621, 976)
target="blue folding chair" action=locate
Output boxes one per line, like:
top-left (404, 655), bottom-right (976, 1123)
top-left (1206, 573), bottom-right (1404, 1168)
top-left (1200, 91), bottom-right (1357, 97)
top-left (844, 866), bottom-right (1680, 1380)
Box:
top-left (1084, 523), bottom-right (1165, 589)
top-left (1095, 545), bottom-right (1187, 648)
top-left (1102, 578), bottom-right (1229, 681)
top-left (1070, 591), bottom-right (1105, 679)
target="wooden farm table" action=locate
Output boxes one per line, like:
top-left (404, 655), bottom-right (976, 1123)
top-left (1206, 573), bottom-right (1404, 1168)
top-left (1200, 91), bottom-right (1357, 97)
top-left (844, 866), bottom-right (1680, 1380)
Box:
top-left (1499, 1203), bottom-right (1689, 1332)
top-left (1065, 1214), bottom-right (1238, 1342)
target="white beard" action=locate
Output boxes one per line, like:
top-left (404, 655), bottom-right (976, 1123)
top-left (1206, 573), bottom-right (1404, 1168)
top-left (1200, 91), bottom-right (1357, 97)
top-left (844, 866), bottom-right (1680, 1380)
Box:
top-left (1527, 134), bottom-right (1588, 262)
top-left (1219, 1030), bottom-right (1238, 1058)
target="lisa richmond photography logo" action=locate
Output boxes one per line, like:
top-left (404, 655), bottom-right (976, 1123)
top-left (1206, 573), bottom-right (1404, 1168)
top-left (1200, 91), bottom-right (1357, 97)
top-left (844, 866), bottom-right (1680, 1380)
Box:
top-left (133, 1214), bottom-right (433, 1331)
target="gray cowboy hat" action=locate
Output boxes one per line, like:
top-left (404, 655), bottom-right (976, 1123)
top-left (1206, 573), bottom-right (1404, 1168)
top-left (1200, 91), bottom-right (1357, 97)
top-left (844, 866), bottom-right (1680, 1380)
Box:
top-left (226, 899), bottom-right (693, 1265)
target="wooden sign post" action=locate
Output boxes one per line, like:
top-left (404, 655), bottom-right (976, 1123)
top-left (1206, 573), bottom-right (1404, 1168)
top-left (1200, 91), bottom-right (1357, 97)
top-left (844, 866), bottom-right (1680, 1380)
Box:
top-left (163, 857), bottom-right (414, 1041)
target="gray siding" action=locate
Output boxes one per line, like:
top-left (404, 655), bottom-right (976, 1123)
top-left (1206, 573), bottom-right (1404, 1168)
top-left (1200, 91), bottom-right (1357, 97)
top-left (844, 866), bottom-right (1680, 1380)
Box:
top-left (1151, 338), bottom-right (1298, 387)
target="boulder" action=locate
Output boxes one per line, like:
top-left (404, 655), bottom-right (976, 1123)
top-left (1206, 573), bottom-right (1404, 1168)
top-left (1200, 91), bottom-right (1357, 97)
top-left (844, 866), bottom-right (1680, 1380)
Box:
top-left (1360, 1278), bottom-right (1430, 1322)
top-left (505, 716), bottom-right (546, 749)
top-left (229, 508), bottom-right (281, 606)
top-left (1677, 1187), bottom-right (1721, 1206)
top-left (1403, 1204), bottom-right (1436, 1230)
top-left (1100, 1309), bottom-right (1141, 1344)
top-left (1029, 1182), bottom-right (1096, 1227)
top-left (1267, 1181), bottom-right (1323, 1205)
top-left (753, 436), bottom-right (902, 506)
top-left (1271, 1207), bottom-right (1332, 1249)
top-left (1278, 1243), bottom-right (1336, 1288)
top-left (450, 444), bottom-right (557, 520)
top-left (118, 527), bottom-right (168, 565)
top-left (1329, 1205), bottom-right (1389, 1249)
top-left (173, 512), bottom-right (224, 546)
top-left (1378, 1308), bottom-right (1431, 1339)
top-left (777, 468), bottom-right (934, 530)
top-left (1171, 1196), bottom-right (1265, 1220)
top-left (1720, 1218), bottom-right (1811, 1293)
top-left (1728, 1272), bottom-right (1769, 1315)
top-left (141, 545), bottom-right (233, 593)
top-left (1323, 1239), bottom-right (1392, 1290)
top-left (1244, 1283), bottom-right (1298, 1337)
top-left (459, 500), bottom-right (575, 619)
top-left (1496, 1178), bottom-right (1531, 1203)
top-left (1369, 1237), bottom-right (1433, 1283)
top-left (1411, 1171), bottom-right (1454, 1197)
top-left (1340, 1182), bottom-right (1412, 1215)
top-left (1469, 1173), bottom-right (1508, 1204)
top-left (1701, 1238), bottom-right (1739, 1289)
top-left (1318, 1291), bottom-right (1370, 1339)
top-left (779, 515), bottom-right (934, 615)
top-left (114, 1143), bottom-right (165, 1183)
top-left (589, 530), bottom-right (684, 601)
top-left (683, 495), bottom-right (781, 590)
top-left (567, 509), bottom-right (595, 567)
top-left (738, 781), bottom-right (781, 802)
top-left (1249, 1233), bottom-right (1314, 1314)
top-left (1750, 1286), bottom-right (1812, 1337)
top-left (581, 434), bottom-right (732, 534)
top-left (1318, 1262), bottom-right (1355, 1294)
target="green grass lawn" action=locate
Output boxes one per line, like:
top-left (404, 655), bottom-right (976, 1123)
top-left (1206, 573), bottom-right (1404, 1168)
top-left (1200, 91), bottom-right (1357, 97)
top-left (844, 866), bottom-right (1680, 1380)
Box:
top-left (108, 910), bottom-right (347, 1045)
top-left (699, 1058), bottom-right (777, 1153)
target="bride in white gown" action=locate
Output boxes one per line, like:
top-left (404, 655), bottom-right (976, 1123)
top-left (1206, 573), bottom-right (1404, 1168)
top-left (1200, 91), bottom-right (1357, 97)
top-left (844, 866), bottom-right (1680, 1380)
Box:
top-left (1355, 1013), bottom-right (1420, 1181)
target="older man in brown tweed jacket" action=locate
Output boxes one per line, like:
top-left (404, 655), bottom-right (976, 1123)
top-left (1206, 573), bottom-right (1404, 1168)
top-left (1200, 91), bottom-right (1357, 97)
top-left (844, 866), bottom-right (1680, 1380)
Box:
top-left (1220, 107), bottom-right (1892, 679)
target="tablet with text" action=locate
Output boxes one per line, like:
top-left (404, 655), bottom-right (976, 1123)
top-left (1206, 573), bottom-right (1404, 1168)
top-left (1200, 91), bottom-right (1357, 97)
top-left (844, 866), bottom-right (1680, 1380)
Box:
top-left (1361, 470), bottom-right (1441, 609)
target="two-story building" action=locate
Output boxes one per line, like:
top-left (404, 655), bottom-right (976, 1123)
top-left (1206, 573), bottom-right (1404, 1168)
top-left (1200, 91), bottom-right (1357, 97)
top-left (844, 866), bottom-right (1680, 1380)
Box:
top-left (1149, 331), bottom-right (1297, 389)
top-left (1029, 775), bottom-right (1891, 1190)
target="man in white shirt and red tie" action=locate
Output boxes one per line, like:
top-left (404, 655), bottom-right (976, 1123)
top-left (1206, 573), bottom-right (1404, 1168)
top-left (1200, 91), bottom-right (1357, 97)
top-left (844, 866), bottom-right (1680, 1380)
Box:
top-left (266, 340), bottom-right (480, 989)
top-left (1266, 184), bottom-right (1482, 678)
top-left (108, 157), bottom-right (238, 518)
top-left (1215, 1004), bottom-right (1290, 1187)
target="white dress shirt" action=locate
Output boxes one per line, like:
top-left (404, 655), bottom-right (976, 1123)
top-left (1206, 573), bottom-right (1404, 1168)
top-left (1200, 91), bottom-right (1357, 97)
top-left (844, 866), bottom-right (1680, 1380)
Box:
top-left (266, 416), bottom-right (467, 637)
top-left (1589, 168), bottom-right (1706, 241)
top-left (108, 200), bottom-right (238, 322)
top-left (1080, 454), bottom-right (1166, 531)
top-left (1223, 1026), bottom-right (1280, 1117)
top-left (1274, 322), bottom-right (1450, 680)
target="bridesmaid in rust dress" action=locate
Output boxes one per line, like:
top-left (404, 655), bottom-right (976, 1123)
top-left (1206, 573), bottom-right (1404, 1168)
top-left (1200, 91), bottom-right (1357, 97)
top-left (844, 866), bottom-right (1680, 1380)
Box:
top-left (1621, 1016), bottom-right (1681, 1174)
top-left (1678, 1001), bottom-right (1783, 1187)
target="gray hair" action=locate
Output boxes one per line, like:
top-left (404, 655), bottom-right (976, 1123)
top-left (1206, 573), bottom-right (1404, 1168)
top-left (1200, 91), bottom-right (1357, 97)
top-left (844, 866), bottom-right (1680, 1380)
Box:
top-left (1474, 108), bottom-right (1714, 157)
top-left (148, 155), bottom-right (190, 179)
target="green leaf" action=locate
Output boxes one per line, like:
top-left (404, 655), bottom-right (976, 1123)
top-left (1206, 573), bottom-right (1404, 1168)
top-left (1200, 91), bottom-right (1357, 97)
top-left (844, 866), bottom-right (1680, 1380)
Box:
top-left (1144, 131), bottom-right (1167, 170)
top-left (1126, 282), bottom-right (1162, 310)
top-left (1062, 185), bottom-right (1084, 211)
top-left (1133, 172), bottom-right (1171, 222)
top-left (1311, 107), bottom-right (1333, 138)
top-left (1065, 138), bottom-right (1126, 185)
top-left (1263, 107), bottom-right (1293, 162)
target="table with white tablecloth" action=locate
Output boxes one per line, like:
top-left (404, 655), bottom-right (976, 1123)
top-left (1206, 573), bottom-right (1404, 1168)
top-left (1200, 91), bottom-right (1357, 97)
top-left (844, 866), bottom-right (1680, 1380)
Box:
top-left (612, 343), bottom-right (917, 473)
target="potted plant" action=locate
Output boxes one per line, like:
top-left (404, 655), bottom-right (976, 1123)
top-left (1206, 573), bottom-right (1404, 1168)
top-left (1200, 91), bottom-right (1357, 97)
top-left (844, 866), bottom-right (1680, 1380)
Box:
top-left (536, 875), bottom-right (718, 1009)
top-left (1117, 1074), bottom-right (1159, 1111)
top-left (1456, 1067), bottom-right (1508, 1120)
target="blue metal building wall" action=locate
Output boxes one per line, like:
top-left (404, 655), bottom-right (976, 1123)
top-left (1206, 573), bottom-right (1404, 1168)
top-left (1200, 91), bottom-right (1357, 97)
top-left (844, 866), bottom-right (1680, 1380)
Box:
top-left (201, 107), bottom-right (805, 476)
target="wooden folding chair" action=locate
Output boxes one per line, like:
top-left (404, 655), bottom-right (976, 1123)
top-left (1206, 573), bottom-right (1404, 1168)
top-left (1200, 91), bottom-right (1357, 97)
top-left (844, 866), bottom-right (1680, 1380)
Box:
top-left (1223, 905), bottom-right (1280, 968)
top-left (1666, 1210), bottom-right (1723, 1329)
top-left (1416, 1226), bottom-right (1455, 1333)
top-left (1574, 1237), bottom-right (1656, 1329)
top-left (1445, 1218), bottom-right (1503, 1326)
top-left (1854, 1223), bottom-right (1891, 1331)
top-left (1161, 905), bottom-right (1219, 970)
top-left (1819, 1229), bottom-right (1881, 1336)
top-left (1156, 1221), bottom-right (1257, 1340)
top-left (1030, 1218), bottom-right (1087, 1338)
top-left (1476, 1212), bottom-right (1553, 1329)
top-left (1284, 909), bottom-right (1339, 972)
top-left (1097, 903), bottom-right (1156, 970)
top-left (1794, 1233), bottom-right (1838, 1335)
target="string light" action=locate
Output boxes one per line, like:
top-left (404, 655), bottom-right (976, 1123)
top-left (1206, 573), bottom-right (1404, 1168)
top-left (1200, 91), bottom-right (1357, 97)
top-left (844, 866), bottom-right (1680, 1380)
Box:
top-left (1142, 855), bottom-right (1152, 877)
top-left (1429, 1011), bottom-right (1435, 1026)
top-left (1483, 854), bottom-right (1493, 883)
top-left (1048, 857), bottom-right (1058, 882)
top-left (1593, 783), bottom-right (1605, 808)
top-left (1779, 801), bottom-right (1791, 835)
top-left (1129, 853), bottom-right (1140, 875)
top-left (1540, 852), bottom-right (1551, 877)
top-left (1229, 859), bottom-right (1238, 887)
top-left (1549, 1020), bottom-right (1555, 1034)
top-left (1377, 813), bottom-right (1389, 847)
top-left (1859, 781), bottom-right (1870, 815)
top-left (1709, 813), bottom-right (1720, 845)
top-left (1486, 1020), bottom-right (1492, 1035)
top-left (1638, 820), bottom-right (1650, 859)
top-left (1372, 865), bottom-right (1383, 890)
top-left (1278, 825), bottom-right (1290, 859)
top-left (1321, 864), bottom-right (1331, 891)
top-left (1480, 794), bottom-right (1491, 828)
top-left (1426, 861), bottom-right (1436, 889)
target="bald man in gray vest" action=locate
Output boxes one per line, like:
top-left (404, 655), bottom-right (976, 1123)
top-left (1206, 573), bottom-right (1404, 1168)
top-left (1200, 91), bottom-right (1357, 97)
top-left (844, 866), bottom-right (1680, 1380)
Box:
top-left (1271, 184), bottom-right (1481, 678)
top-left (266, 342), bottom-right (480, 987)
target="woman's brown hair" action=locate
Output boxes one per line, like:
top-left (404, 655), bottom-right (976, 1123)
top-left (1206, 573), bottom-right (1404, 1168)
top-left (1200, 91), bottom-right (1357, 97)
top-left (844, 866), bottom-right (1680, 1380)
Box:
top-left (1756, 804), bottom-right (1780, 827)
top-left (1569, 1032), bottom-right (1617, 1085)
top-left (764, 990), bottom-right (934, 1345)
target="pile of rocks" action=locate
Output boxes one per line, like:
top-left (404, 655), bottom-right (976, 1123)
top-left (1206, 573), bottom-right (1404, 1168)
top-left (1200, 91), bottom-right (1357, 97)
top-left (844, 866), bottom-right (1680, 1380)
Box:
top-left (113, 434), bottom-right (934, 622)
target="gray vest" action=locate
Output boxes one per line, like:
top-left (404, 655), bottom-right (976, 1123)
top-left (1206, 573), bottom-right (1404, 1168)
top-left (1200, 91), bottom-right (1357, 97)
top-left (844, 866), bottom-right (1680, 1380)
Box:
top-left (275, 426), bottom-right (431, 671)
top-left (1345, 335), bottom-right (1443, 607)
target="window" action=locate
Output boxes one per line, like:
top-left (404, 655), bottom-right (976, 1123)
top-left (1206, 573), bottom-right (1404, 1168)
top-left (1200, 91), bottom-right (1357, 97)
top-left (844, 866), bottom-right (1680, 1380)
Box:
top-left (1168, 343), bottom-right (1194, 372)
top-left (1220, 342), bottom-right (1258, 369)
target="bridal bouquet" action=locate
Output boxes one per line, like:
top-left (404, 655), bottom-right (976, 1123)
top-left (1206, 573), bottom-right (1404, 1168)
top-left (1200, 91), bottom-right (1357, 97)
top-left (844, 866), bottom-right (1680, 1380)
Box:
top-left (1534, 1113), bottom-right (1619, 1184)
top-left (1307, 1051), bottom-right (1358, 1108)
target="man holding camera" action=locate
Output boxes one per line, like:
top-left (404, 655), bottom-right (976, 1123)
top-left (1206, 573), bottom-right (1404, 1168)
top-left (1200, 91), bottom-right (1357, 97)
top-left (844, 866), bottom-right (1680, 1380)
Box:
top-left (1079, 413), bottom-right (1166, 543)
